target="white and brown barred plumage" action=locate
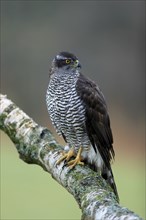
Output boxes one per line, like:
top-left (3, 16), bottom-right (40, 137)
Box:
top-left (46, 51), bottom-right (119, 200)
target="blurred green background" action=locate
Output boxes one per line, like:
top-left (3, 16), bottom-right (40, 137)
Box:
top-left (0, 1), bottom-right (145, 219)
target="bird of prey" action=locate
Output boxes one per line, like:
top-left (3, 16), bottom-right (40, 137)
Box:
top-left (46, 51), bottom-right (119, 200)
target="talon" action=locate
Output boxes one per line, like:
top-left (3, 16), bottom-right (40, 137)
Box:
top-left (67, 147), bottom-right (84, 169)
top-left (56, 148), bottom-right (75, 165)
top-left (56, 146), bottom-right (84, 169)
top-left (68, 160), bottom-right (84, 169)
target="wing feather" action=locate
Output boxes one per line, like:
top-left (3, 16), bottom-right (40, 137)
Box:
top-left (76, 73), bottom-right (115, 169)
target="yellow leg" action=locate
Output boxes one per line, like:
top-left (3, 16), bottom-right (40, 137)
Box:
top-left (67, 146), bottom-right (84, 169)
top-left (56, 148), bottom-right (75, 165)
top-left (56, 146), bottom-right (84, 169)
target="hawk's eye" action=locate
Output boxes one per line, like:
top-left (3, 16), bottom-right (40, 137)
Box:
top-left (65, 59), bottom-right (71, 64)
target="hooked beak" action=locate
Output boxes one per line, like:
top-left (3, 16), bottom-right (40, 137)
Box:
top-left (74, 60), bottom-right (81, 68)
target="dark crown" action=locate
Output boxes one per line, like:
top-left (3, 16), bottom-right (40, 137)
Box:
top-left (54, 51), bottom-right (80, 68)
top-left (57, 51), bottom-right (78, 61)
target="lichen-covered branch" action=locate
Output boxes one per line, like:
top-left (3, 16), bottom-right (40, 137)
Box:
top-left (0, 94), bottom-right (143, 220)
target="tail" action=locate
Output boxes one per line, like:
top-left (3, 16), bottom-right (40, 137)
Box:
top-left (102, 166), bottom-right (119, 202)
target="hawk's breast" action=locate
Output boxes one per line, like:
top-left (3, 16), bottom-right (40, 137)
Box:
top-left (46, 73), bottom-right (90, 148)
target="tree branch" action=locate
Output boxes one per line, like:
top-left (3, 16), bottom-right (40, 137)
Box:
top-left (0, 94), bottom-right (143, 220)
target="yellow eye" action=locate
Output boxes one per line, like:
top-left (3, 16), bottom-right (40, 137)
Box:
top-left (65, 59), bottom-right (71, 64)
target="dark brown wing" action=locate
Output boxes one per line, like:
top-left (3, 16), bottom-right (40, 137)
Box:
top-left (76, 73), bottom-right (115, 169)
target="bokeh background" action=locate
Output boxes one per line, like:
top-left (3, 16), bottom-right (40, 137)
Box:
top-left (1, 1), bottom-right (145, 219)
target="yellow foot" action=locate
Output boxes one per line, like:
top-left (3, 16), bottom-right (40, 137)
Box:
top-left (56, 146), bottom-right (84, 169)
top-left (56, 148), bottom-right (75, 165)
top-left (67, 147), bottom-right (84, 169)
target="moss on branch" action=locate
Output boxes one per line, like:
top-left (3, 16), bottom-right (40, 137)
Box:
top-left (0, 94), bottom-right (143, 220)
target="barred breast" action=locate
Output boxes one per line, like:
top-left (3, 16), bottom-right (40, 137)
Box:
top-left (46, 72), bottom-right (90, 148)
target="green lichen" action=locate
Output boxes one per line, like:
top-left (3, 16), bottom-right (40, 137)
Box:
top-left (0, 94), bottom-right (143, 220)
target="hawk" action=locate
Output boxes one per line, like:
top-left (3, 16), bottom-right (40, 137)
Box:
top-left (46, 51), bottom-right (119, 200)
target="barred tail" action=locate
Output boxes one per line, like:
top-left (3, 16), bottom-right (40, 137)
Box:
top-left (102, 166), bottom-right (119, 202)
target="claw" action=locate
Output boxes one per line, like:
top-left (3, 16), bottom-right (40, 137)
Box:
top-left (56, 146), bottom-right (84, 169)
top-left (56, 148), bottom-right (75, 165)
top-left (67, 147), bottom-right (84, 169)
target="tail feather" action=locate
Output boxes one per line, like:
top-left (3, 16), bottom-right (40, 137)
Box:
top-left (102, 166), bottom-right (119, 202)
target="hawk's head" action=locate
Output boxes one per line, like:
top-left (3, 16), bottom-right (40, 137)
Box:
top-left (51, 51), bottom-right (81, 72)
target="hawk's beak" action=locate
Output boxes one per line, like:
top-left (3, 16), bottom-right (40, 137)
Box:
top-left (74, 60), bottom-right (81, 68)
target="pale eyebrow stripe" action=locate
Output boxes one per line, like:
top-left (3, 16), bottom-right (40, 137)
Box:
top-left (56, 55), bottom-right (67, 60)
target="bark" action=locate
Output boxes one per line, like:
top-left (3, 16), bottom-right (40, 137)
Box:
top-left (0, 94), bottom-right (143, 220)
